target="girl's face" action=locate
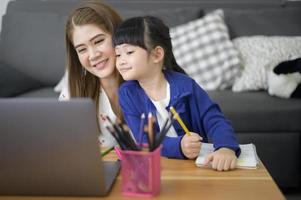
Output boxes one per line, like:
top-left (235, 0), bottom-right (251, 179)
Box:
top-left (115, 44), bottom-right (152, 81)
top-left (72, 24), bottom-right (117, 79)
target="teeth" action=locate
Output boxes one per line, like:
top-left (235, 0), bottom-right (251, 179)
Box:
top-left (93, 59), bottom-right (107, 68)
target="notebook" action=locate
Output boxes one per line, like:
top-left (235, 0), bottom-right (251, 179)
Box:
top-left (0, 98), bottom-right (120, 196)
top-left (195, 143), bottom-right (259, 169)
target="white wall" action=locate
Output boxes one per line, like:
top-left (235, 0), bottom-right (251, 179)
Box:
top-left (0, 0), bottom-right (10, 33)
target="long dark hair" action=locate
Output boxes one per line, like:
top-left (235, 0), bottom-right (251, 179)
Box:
top-left (112, 16), bottom-right (186, 74)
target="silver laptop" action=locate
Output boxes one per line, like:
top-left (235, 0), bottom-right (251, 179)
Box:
top-left (0, 98), bottom-right (120, 196)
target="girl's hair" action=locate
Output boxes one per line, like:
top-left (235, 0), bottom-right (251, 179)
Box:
top-left (112, 16), bottom-right (186, 74)
top-left (65, 0), bottom-right (123, 119)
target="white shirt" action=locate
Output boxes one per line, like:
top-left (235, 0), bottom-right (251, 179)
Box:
top-left (59, 84), bottom-right (117, 148)
top-left (150, 82), bottom-right (177, 137)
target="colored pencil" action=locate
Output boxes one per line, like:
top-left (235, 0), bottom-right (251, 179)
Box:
top-left (147, 112), bottom-right (154, 151)
top-left (101, 146), bottom-right (114, 157)
top-left (138, 113), bottom-right (145, 146)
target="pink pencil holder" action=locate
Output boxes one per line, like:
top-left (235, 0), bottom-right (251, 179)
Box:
top-left (119, 145), bottom-right (161, 197)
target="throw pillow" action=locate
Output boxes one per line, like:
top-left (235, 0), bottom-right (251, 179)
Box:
top-left (170, 9), bottom-right (242, 90)
top-left (232, 36), bottom-right (301, 92)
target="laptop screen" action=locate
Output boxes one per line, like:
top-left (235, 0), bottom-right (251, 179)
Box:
top-left (0, 98), bottom-right (119, 196)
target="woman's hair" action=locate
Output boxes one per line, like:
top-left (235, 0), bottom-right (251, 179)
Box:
top-left (65, 0), bottom-right (123, 121)
top-left (112, 16), bottom-right (186, 74)
top-left (65, 0), bottom-right (123, 101)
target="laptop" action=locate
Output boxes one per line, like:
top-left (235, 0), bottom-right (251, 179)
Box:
top-left (0, 98), bottom-right (120, 196)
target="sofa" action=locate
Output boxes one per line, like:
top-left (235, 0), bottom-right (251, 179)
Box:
top-left (1, 0), bottom-right (301, 189)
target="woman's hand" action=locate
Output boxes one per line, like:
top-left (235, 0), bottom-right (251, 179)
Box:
top-left (203, 147), bottom-right (237, 171)
top-left (180, 132), bottom-right (202, 159)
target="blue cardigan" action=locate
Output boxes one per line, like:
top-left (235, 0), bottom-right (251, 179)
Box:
top-left (119, 70), bottom-right (240, 159)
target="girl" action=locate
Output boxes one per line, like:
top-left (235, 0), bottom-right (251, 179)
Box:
top-left (113, 16), bottom-right (240, 171)
top-left (60, 1), bottom-right (123, 148)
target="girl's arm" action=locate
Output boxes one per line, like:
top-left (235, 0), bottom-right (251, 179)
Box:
top-left (161, 136), bottom-right (186, 159)
top-left (192, 81), bottom-right (240, 156)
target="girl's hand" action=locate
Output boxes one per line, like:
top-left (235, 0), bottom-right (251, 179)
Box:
top-left (203, 148), bottom-right (237, 171)
top-left (180, 132), bottom-right (202, 159)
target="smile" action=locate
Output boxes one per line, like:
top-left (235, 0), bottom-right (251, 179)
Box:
top-left (119, 67), bottom-right (132, 73)
top-left (93, 59), bottom-right (108, 70)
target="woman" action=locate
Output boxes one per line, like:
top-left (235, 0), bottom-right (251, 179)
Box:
top-left (59, 0), bottom-right (123, 148)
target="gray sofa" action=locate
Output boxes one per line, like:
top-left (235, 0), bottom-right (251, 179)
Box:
top-left (1, 0), bottom-right (301, 188)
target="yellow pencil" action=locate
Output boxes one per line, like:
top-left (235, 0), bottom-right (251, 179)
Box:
top-left (169, 106), bottom-right (191, 136)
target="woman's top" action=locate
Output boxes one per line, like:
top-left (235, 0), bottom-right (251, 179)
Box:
top-left (59, 84), bottom-right (117, 148)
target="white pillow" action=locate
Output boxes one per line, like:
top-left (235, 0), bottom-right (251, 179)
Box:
top-left (170, 9), bottom-right (242, 90)
top-left (232, 36), bottom-right (301, 92)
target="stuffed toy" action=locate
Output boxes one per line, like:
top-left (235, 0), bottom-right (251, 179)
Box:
top-left (268, 57), bottom-right (301, 98)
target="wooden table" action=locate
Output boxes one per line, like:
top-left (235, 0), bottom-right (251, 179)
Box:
top-left (0, 151), bottom-right (285, 200)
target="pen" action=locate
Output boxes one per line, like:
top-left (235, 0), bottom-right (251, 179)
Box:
top-left (169, 106), bottom-right (191, 136)
top-left (101, 146), bottom-right (114, 157)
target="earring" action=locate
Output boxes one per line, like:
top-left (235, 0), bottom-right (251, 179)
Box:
top-left (82, 68), bottom-right (87, 76)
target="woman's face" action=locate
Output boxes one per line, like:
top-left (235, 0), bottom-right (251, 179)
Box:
top-left (72, 24), bottom-right (117, 79)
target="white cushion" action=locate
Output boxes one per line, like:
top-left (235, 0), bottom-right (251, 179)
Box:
top-left (170, 9), bottom-right (242, 90)
top-left (232, 36), bottom-right (301, 92)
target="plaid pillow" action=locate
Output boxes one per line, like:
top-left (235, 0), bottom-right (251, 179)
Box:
top-left (170, 9), bottom-right (241, 90)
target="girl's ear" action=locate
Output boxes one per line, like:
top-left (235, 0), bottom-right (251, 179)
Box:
top-left (151, 46), bottom-right (165, 64)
